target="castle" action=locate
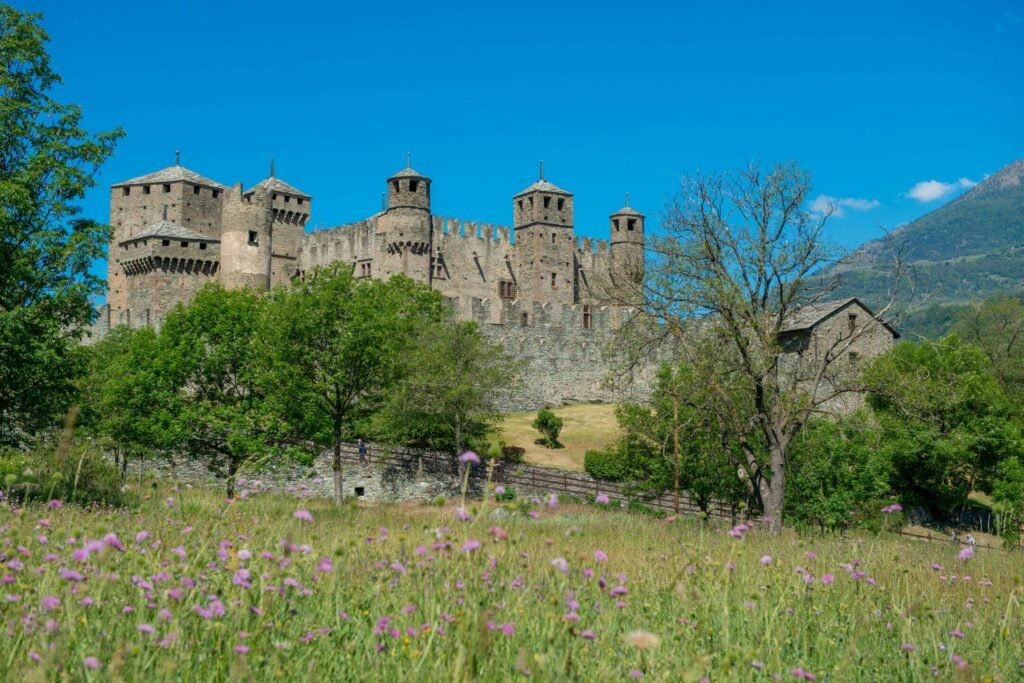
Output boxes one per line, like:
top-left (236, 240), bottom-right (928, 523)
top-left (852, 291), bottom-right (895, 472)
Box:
top-left (93, 155), bottom-right (654, 410)
top-left (91, 156), bottom-right (899, 412)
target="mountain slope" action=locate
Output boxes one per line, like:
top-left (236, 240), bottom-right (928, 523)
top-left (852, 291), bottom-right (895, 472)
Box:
top-left (830, 159), bottom-right (1024, 309)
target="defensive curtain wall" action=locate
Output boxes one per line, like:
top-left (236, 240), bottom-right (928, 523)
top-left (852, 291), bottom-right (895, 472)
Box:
top-left (132, 441), bottom-right (746, 522)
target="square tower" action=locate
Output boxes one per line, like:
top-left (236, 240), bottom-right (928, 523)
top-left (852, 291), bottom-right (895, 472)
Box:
top-left (512, 166), bottom-right (575, 306)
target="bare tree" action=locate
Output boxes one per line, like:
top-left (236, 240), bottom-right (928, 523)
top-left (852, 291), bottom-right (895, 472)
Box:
top-left (605, 162), bottom-right (904, 533)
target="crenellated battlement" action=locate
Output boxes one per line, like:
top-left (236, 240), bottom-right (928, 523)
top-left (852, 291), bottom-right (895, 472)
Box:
top-left (431, 215), bottom-right (513, 243)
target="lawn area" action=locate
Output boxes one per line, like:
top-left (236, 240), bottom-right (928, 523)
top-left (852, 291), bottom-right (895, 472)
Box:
top-left (495, 403), bottom-right (620, 471)
top-left (1, 485), bottom-right (1022, 681)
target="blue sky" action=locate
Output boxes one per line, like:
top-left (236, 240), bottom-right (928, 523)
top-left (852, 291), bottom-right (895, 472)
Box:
top-left (21, 0), bottom-right (1024, 283)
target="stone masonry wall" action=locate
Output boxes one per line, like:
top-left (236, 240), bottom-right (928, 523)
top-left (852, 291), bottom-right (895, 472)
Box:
top-left (130, 441), bottom-right (744, 520)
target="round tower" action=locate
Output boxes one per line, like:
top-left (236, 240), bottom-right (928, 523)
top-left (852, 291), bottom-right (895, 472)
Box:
top-left (609, 194), bottom-right (645, 288)
top-left (376, 156), bottom-right (432, 283)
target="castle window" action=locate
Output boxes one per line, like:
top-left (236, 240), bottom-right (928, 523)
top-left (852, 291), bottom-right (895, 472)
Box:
top-left (284, 195), bottom-right (290, 203)
top-left (499, 280), bottom-right (516, 299)
top-left (552, 233), bottom-right (556, 243)
top-left (212, 189), bottom-right (220, 199)
top-left (613, 219), bottom-right (620, 231)
top-left (583, 305), bottom-right (592, 329)
top-left (163, 184), bottom-right (171, 193)
top-left (550, 272), bottom-right (557, 288)
top-left (543, 196), bottom-right (551, 209)
top-left (518, 199), bottom-right (523, 211)
top-left (297, 198), bottom-right (304, 205)
top-left (161, 239), bottom-right (170, 247)
top-left (557, 198), bottom-right (565, 211)
top-left (143, 185), bottom-right (151, 195)
top-left (521, 312), bottom-right (529, 327)
top-left (181, 241), bottom-right (188, 248)
top-left (248, 231), bottom-right (259, 246)
top-left (199, 243), bottom-right (207, 250)
top-left (409, 180), bottom-right (419, 193)
top-left (272, 193), bottom-right (278, 200)
top-left (848, 312), bottom-right (857, 332)
top-left (392, 181), bottom-right (400, 193)
top-left (122, 187), bottom-right (130, 196)
top-left (529, 197), bottom-right (533, 207)
top-left (627, 219), bottom-right (637, 231)
top-left (193, 186), bottom-right (200, 195)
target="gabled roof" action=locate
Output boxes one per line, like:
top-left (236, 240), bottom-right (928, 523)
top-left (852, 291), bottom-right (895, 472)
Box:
top-left (514, 179), bottom-right (572, 197)
top-left (112, 165), bottom-right (226, 189)
top-left (246, 176), bottom-right (311, 199)
top-left (781, 297), bottom-right (900, 338)
top-left (611, 205), bottom-right (642, 216)
top-left (120, 220), bottom-right (218, 244)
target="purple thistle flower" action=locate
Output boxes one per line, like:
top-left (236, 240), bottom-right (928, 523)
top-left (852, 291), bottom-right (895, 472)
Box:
top-left (958, 546), bottom-right (974, 561)
top-left (498, 623), bottom-right (515, 636)
top-left (581, 629), bottom-right (595, 639)
top-left (595, 494), bottom-right (610, 504)
top-left (83, 656), bottom-right (100, 670)
top-left (790, 667), bottom-right (816, 680)
top-left (459, 451), bottom-right (480, 465)
top-left (461, 540), bottom-right (481, 553)
top-left (594, 549), bottom-right (608, 562)
top-left (293, 509), bottom-right (314, 522)
top-left (137, 623), bottom-right (155, 634)
top-left (46, 500), bottom-right (62, 509)
top-left (760, 555), bottom-right (772, 566)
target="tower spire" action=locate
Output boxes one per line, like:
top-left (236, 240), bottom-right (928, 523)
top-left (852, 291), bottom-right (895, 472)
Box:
top-left (269, 158), bottom-right (275, 178)
top-left (175, 150), bottom-right (180, 166)
top-left (539, 160), bottom-right (544, 181)
top-left (406, 152), bottom-right (411, 169)
top-left (625, 192), bottom-right (630, 208)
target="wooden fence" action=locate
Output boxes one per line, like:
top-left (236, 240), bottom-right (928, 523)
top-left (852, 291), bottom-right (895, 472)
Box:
top-left (334, 441), bottom-right (744, 521)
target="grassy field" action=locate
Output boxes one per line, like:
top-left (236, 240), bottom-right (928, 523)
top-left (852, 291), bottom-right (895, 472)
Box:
top-left (1, 482), bottom-right (1022, 681)
top-left (496, 403), bottom-right (619, 470)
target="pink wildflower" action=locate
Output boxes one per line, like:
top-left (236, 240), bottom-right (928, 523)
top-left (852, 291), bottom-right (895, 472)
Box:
top-left (760, 555), bottom-right (772, 566)
top-left (459, 451), bottom-right (480, 465)
top-left (595, 494), bottom-right (610, 504)
top-left (958, 546), bottom-right (974, 561)
top-left (461, 540), bottom-right (481, 552)
top-left (83, 656), bottom-right (100, 670)
top-left (790, 667), bottom-right (816, 680)
top-left (293, 509), bottom-right (314, 522)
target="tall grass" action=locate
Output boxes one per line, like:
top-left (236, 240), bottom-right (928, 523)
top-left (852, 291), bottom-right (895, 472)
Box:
top-left (0, 481), bottom-right (1021, 681)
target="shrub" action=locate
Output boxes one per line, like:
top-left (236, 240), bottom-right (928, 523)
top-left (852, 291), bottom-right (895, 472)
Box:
top-left (495, 487), bottom-right (517, 502)
top-left (532, 409), bottom-right (564, 449)
top-left (584, 448), bottom-right (627, 481)
top-left (499, 445), bottom-right (525, 463)
top-left (0, 443), bottom-right (134, 508)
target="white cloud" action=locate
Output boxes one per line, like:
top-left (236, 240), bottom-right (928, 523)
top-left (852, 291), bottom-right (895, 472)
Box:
top-left (906, 177), bottom-right (976, 203)
top-left (810, 194), bottom-right (881, 218)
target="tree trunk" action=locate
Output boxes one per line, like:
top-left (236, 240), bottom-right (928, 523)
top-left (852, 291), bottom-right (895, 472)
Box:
top-left (762, 448), bottom-right (786, 534)
top-left (333, 417), bottom-right (343, 506)
top-left (673, 395), bottom-right (680, 515)
top-left (226, 457), bottom-right (237, 499)
top-left (120, 450), bottom-right (128, 479)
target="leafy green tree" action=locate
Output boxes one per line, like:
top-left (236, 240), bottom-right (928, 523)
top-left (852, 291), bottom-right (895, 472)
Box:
top-left (864, 336), bottom-right (1024, 519)
top-left (584, 362), bottom-right (748, 515)
top-left (784, 413), bottom-right (893, 532)
top-left (0, 7), bottom-right (124, 444)
top-left (256, 266), bottom-right (446, 504)
top-left (372, 320), bottom-right (520, 457)
top-left (952, 293), bottom-right (1024, 404)
top-left (159, 283), bottom-right (267, 498)
top-left (991, 457), bottom-right (1024, 546)
top-left (532, 409), bottom-right (564, 449)
top-left (79, 326), bottom-right (179, 478)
